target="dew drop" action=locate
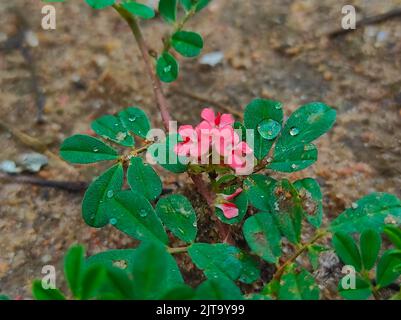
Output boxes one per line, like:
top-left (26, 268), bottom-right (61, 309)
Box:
top-left (139, 209), bottom-right (148, 217)
top-left (275, 104), bottom-right (282, 110)
top-left (257, 119), bottom-right (281, 140)
top-left (351, 202), bottom-right (358, 209)
top-left (107, 190), bottom-right (114, 198)
top-left (164, 65), bottom-right (172, 73)
top-left (93, 147), bottom-right (99, 153)
top-left (289, 127), bottom-right (300, 136)
top-left (129, 117), bottom-right (137, 122)
top-left (109, 218), bottom-right (117, 225)
top-left (291, 163), bottom-right (298, 170)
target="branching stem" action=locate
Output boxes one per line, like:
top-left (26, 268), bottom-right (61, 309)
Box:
top-left (114, 4), bottom-right (233, 244)
top-left (272, 229), bottom-right (329, 282)
top-left (113, 4), bottom-right (171, 131)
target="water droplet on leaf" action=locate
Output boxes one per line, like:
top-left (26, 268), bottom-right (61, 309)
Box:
top-left (351, 202), bottom-right (358, 209)
top-left (139, 209), bottom-right (148, 217)
top-left (289, 127), bottom-right (300, 136)
top-left (257, 119), bottom-right (281, 140)
top-left (109, 218), bottom-right (117, 225)
top-left (107, 190), bottom-right (114, 198)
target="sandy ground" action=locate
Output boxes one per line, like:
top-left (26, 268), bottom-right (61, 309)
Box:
top-left (0, 0), bottom-right (400, 299)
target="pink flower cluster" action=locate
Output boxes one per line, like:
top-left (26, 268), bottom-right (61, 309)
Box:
top-left (174, 108), bottom-right (253, 172)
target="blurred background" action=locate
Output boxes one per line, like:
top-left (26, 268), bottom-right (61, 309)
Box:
top-left (0, 0), bottom-right (400, 299)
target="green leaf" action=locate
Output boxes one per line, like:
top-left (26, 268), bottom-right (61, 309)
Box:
top-left (85, 0), bottom-right (115, 10)
top-left (188, 243), bottom-right (242, 281)
top-left (91, 115), bottom-right (134, 147)
top-left (60, 134), bottom-right (119, 164)
top-left (244, 98), bottom-right (283, 129)
top-left (238, 253), bottom-right (261, 284)
top-left (195, 278), bottom-right (243, 300)
top-left (127, 157), bottom-right (162, 201)
top-left (308, 245), bottom-right (327, 270)
top-left (32, 280), bottom-right (65, 300)
top-left (86, 249), bottom-right (136, 271)
top-left (156, 52), bottom-right (179, 83)
top-left (172, 31), bottom-right (203, 57)
top-left (274, 102), bottom-right (336, 154)
top-left (148, 133), bottom-right (188, 173)
top-left (122, 1), bottom-right (155, 19)
top-left (293, 178), bottom-right (323, 228)
top-left (118, 107), bottom-right (151, 139)
top-left (330, 193), bottom-right (401, 233)
top-left (244, 176), bottom-right (302, 243)
top-left (268, 143), bottom-right (318, 173)
top-left (131, 242), bottom-right (177, 299)
top-left (215, 186), bottom-right (248, 225)
top-left (338, 277), bottom-right (372, 300)
top-left (86, 247), bottom-right (183, 294)
top-left (384, 225), bottom-right (401, 249)
top-left (159, 0), bottom-right (177, 23)
top-left (278, 269), bottom-right (319, 300)
top-left (161, 285), bottom-right (196, 300)
top-left (96, 267), bottom-right (135, 299)
top-left (360, 229), bottom-right (381, 270)
top-left (332, 232), bottom-right (362, 272)
top-left (270, 102), bottom-right (335, 172)
top-left (180, 0), bottom-right (212, 12)
top-left (64, 245), bottom-right (85, 298)
top-left (244, 99), bottom-right (283, 159)
top-left (376, 250), bottom-right (401, 288)
top-left (269, 179), bottom-right (303, 244)
top-left (80, 265), bottom-right (108, 300)
top-left (243, 212), bottom-right (281, 263)
top-left (82, 164), bottom-right (123, 228)
top-left (106, 190), bottom-right (168, 244)
top-left (155, 194), bottom-right (197, 243)
top-left (243, 174), bottom-right (277, 211)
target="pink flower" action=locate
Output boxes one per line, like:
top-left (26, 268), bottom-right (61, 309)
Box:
top-left (215, 188), bottom-right (243, 219)
top-left (211, 127), bottom-right (253, 171)
top-left (229, 141), bottom-right (253, 170)
top-left (216, 203), bottom-right (238, 219)
top-left (174, 124), bottom-right (210, 159)
top-left (200, 108), bottom-right (234, 129)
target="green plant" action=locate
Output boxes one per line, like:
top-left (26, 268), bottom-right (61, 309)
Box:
top-left (29, 0), bottom-right (401, 300)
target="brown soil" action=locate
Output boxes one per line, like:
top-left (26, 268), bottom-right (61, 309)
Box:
top-left (0, 0), bottom-right (400, 299)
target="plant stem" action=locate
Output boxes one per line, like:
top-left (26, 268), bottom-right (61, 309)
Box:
top-left (113, 4), bottom-right (171, 131)
top-left (272, 229), bottom-right (329, 282)
top-left (189, 172), bottom-right (234, 244)
top-left (167, 246), bottom-right (189, 254)
top-left (163, 8), bottom-right (196, 52)
top-left (131, 140), bottom-right (153, 156)
top-left (114, 4), bottom-right (233, 244)
top-left (372, 286), bottom-right (381, 300)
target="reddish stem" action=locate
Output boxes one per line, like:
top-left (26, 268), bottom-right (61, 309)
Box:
top-left (189, 173), bottom-right (234, 244)
top-left (113, 5), bottom-right (171, 130)
top-left (115, 4), bottom-right (233, 243)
